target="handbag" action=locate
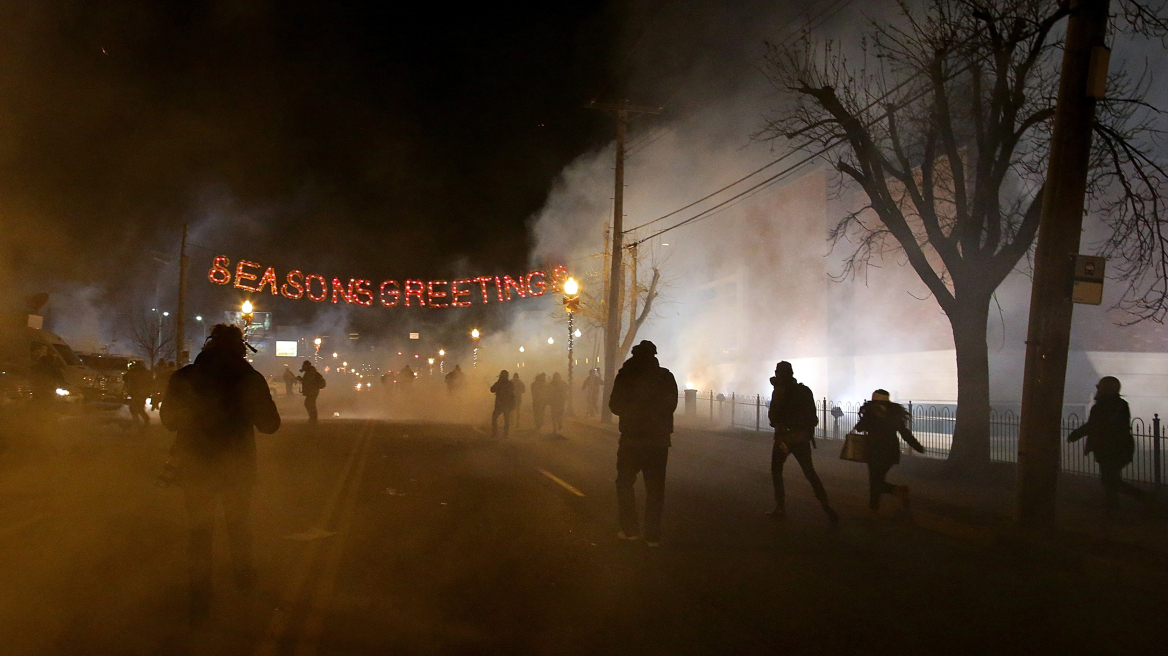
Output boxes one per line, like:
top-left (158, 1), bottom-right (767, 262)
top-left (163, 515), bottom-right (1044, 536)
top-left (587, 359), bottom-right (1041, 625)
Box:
top-left (839, 431), bottom-right (868, 463)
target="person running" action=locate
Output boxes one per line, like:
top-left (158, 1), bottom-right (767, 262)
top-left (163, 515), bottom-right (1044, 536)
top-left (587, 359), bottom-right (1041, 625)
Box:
top-left (159, 324), bottom-right (280, 624)
top-left (853, 389), bottom-right (925, 514)
top-left (1068, 376), bottom-right (1152, 510)
top-left (609, 341), bottom-right (678, 547)
top-left (530, 373), bottom-right (549, 432)
top-left (123, 361), bottom-right (153, 429)
top-left (298, 361), bottom-right (326, 424)
top-left (768, 361), bottom-right (838, 525)
top-left (490, 370), bottom-right (515, 438)
top-left (511, 373), bottom-right (526, 428)
top-left (282, 365), bottom-right (297, 397)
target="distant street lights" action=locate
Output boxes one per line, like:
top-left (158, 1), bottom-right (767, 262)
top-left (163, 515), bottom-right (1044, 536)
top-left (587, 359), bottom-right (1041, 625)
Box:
top-left (438, 349), bottom-right (446, 374)
top-left (563, 276), bottom-right (580, 416)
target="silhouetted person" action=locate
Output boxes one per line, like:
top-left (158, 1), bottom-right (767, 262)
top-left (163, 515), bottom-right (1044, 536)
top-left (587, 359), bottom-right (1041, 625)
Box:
top-left (490, 370), bottom-right (515, 437)
top-left (399, 365), bottom-right (415, 385)
top-left (299, 361), bottom-right (326, 424)
top-left (30, 347), bottom-right (64, 411)
top-left (123, 361), bottom-right (153, 428)
top-left (512, 373), bottom-right (526, 428)
top-left (768, 361), bottom-right (838, 525)
top-left (582, 368), bottom-right (602, 417)
top-left (609, 340), bottom-right (677, 546)
top-left (282, 365), bottom-right (297, 396)
top-left (531, 373), bottom-right (549, 432)
top-left (548, 373), bottom-right (568, 434)
top-left (854, 389), bottom-right (925, 513)
top-left (153, 360), bottom-right (175, 411)
top-left (160, 324), bottom-right (280, 624)
top-left (445, 364), bottom-right (465, 394)
top-left (1068, 376), bottom-right (1151, 509)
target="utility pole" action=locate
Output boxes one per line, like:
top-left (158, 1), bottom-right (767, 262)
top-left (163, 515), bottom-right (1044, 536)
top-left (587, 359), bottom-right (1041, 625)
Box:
top-left (1017, 0), bottom-right (1111, 527)
top-left (587, 100), bottom-right (661, 423)
top-left (628, 244), bottom-right (638, 330)
top-left (176, 224), bottom-right (189, 365)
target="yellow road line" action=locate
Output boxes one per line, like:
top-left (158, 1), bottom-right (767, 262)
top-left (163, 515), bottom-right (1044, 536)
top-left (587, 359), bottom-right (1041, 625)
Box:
top-left (254, 419), bottom-right (373, 656)
top-left (293, 426), bottom-right (374, 656)
top-left (537, 468), bottom-right (586, 497)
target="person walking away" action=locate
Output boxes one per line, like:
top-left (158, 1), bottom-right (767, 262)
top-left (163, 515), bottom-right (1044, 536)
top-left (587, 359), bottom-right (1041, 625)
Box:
top-left (548, 373), bottom-right (568, 434)
top-left (490, 370), bottom-right (515, 438)
top-left (582, 368), bottom-right (602, 417)
top-left (530, 373), bottom-right (549, 432)
top-left (609, 341), bottom-right (677, 547)
top-left (160, 324), bottom-right (280, 624)
top-left (1068, 376), bottom-right (1152, 510)
top-left (768, 361), bottom-right (838, 525)
top-left (123, 361), bottom-right (154, 429)
top-left (298, 361), bottom-right (326, 424)
top-left (445, 365), bottom-right (465, 394)
top-left (853, 389), bottom-right (925, 514)
top-left (511, 373), bottom-right (526, 428)
top-left (282, 365), bottom-right (297, 397)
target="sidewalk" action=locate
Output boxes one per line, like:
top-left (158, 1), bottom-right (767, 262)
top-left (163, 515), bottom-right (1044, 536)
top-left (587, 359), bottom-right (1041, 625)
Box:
top-left (572, 415), bottom-right (1168, 576)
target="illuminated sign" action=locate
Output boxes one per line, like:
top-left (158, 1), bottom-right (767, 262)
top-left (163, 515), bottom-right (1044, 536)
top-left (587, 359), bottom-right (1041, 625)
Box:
top-left (275, 341), bottom-right (298, 357)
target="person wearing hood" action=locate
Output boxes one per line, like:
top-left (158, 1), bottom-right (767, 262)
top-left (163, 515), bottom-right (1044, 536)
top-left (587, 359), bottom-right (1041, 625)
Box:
top-left (853, 389), bottom-right (925, 514)
top-left (298, 360), bottom-right (326, 424)
top-left (1068, 376), bottom-right (1150, 509)
top-left (160, 324), bottom-right (280, 624)
top-left (608, 340), bottom-right (678, 547)
top-left (768, 361), bottom-right (838, 525)
top-left (282, 365), bottom-right (297, 397)
top-left (490, 370), bottom-right (515, 438)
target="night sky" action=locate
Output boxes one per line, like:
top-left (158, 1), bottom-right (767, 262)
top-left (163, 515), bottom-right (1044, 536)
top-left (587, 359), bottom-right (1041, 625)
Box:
top-left (0, 1), bottom-right (641, 289)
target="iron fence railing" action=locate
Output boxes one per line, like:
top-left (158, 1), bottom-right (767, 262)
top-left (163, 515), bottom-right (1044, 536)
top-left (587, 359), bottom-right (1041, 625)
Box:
top-left (679, 390), bottom-right (1166, 489)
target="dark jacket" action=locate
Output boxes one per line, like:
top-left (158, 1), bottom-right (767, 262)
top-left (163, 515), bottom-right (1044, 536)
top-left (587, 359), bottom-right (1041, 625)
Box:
top-left (160, 348), bottom-right (280, 485)
top-left (490, 377), bottom-right (515, 411)
top-left (608, 354), bottom-right (678, 446)
top-left (1068, 395), bottom-right (1135, 466)
top-left (548, 377), bottom-right (568, 409)
top-left (301, 368), bottom-right (326, 395)
top-left (530, 376), bottom-right (548, 407)
top-left (854, 400), bottom-right (923, 465)
top-left (768, 376), bottom-right (818, 446)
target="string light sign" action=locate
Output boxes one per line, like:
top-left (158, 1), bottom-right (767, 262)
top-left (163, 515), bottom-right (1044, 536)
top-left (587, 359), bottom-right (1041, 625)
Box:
top-left (207, 256), bottom-right (569, 309)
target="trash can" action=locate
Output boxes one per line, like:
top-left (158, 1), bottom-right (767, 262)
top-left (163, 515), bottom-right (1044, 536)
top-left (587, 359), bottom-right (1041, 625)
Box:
top-left (684, 389), bottom-right (698, 416)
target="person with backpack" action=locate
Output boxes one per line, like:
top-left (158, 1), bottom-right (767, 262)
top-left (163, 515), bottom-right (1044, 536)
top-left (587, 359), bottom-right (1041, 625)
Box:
top-left (853, 389), bottom-right (925, 514)
top-left (298, 360), bottom-right (326, 424)
top-left (160, 324), bottom-right (280, 624)
top-left (768, 361), bottom-right (838, 525)
top-left (489, 370), bottom-right (515, 438)
top-left (1068, 376), bottom-right (1152, 509)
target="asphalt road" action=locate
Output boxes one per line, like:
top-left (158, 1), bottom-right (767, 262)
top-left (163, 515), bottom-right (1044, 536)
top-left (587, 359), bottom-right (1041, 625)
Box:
top-left (0, 410), bottom-right (1164, 655)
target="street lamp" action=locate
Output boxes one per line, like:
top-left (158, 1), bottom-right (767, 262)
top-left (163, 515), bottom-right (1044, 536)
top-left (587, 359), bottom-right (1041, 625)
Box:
top-left (470, 328), bottom-right (481, 368)
top-left (562, 276), bottom-right (580, 416)
top-left (195, 315), bottom-right (206, 342)
top-left (438, 348), bottom-right (446, 374)
top-left (313, 337), bottom-right (322, 361)
top-left (427, 357), bottom-right (435, 376)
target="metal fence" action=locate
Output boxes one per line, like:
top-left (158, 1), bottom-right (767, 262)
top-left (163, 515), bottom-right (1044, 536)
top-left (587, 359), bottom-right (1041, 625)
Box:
top-left (682, 390), bottom-right (1166, 489)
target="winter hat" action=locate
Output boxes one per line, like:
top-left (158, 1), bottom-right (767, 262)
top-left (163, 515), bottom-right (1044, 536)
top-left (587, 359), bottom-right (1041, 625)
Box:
top-left (1096, 376), bottom-right (1121, 396)
top-left (872, 389), bottom-right (891, 401)
top-left (631, 340), bottom-right (657, 357)
top-left (301, 360), bottom-right (313, 372)
top-left (774, 361), bottom-right (793, 378)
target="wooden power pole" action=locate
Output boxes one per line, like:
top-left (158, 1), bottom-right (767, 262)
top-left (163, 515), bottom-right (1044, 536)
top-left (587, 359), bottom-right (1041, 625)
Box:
top-left (1017, 0), bottom-right (1111, 527)
top-left (176, 224), bottom-right (189, 365)
top-left (587, 100), bottom-right (661, 423)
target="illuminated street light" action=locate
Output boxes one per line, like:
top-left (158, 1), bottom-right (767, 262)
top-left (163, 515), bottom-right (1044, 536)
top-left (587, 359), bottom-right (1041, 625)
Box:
top-left (162, 311), bottom-right (170, 317)
top-left (519, 346), bottom-right (525, 353)
top-left (314, 337), bottom-right (322, 346)
top-left (471, 328), bottom-right (481, 368)
top-left (563, 277), bottom-right (579, 296)
top-left (547, 337), bottom-right (555, 345)
top-left (562, 276), bottom-right (581, 416)
top-left (333, 352), bottom-right (339, 358)
top-left (574, 329), bottom-right (582, 338)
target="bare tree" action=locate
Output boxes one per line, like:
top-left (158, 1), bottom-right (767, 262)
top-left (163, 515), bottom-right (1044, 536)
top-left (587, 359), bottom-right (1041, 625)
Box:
top-left (567, 249), bottom-right (664, 366)
top-left (123, 309), bottom-right (176, 370)
top-left (758, 0), bottom-right (1168, 470)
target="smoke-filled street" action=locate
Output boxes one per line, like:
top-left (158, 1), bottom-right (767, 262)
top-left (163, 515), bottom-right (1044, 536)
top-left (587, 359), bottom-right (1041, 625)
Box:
top-left (2, 406), bottom-right (1164, 655)
top-left (5, 1), bottom-right (1168, 654)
